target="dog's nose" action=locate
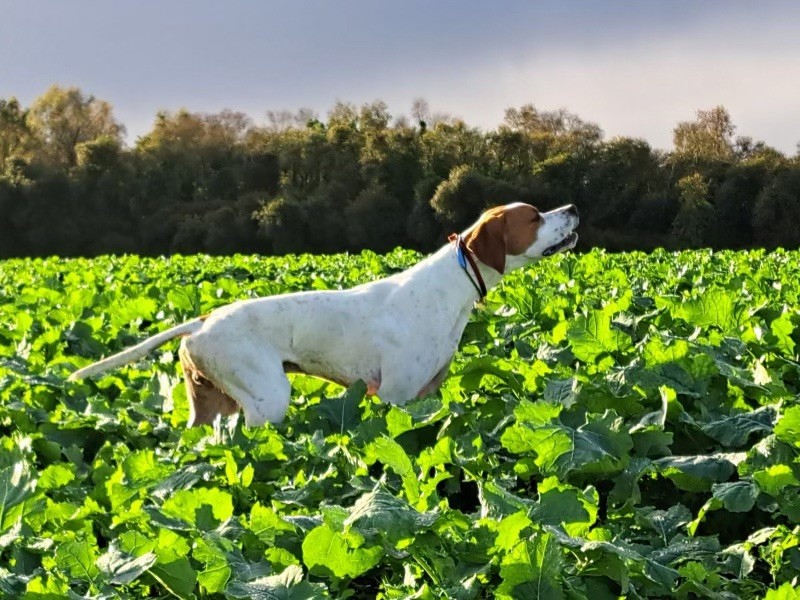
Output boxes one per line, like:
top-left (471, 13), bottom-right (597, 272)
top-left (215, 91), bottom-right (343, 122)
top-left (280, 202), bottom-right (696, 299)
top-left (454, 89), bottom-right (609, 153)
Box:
top-left (566, 204), bottom-right (579, 217)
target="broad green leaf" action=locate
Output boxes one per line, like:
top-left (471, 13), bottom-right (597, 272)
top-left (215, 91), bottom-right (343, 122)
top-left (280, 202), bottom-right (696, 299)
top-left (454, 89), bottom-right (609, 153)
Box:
top-left (302, 524), bottom-right (382, 579)
top-left (36, 463), bottom-right (76, 490)
top-left (226, 565), bottom-right (329, 599)
top-left (501, 424), bottom-right (572, 474)
top-left (363, 436), bottom-right (418, 501)
top-left (533, 477), bottom-right (598, 537)
top-left (753, 464), bottom-right (800, 496)
top-left (117, 528), bottom-right (196, 597)
top-left (514, 399), bottom-right (562, 425)
top-left (0, 454), bottom-right (36, 534)
top-left (161, 487), bottom-right (234, 529)
top-left (637, 504), bottom-right (692, 544)
top-left (96, 543), bottom-right (156, 585)
top-left (764, 582), bottom-right (800, 600)
top-left (700, 406), bottom-right (778, 447)
top-left (711, 480), bottom-right (758, 513)
top-left (55, 538), bottom-right (100, 582)
top-left (249, 503), bottom-right (296, 543)
top-left (770, 311), bottom-right (796, 355)
top-left (675, 288), bottom-right (741, 331)
top-left (315, 380), bottom-right (366, 432)
top-left (774, 405), bottom-right (800, 448)
top-left (497, 532), bottom-right (564, 600)
top-left (567, 307), bottom-right (632, 363)
top-left (458, 355), bottom-right (523, 393)
top-left (478, 480), bottom-right (534, 518)
top-left (386, 396), bottom-right (447, 437)
top-left (554, 411), bottom-right (633, 477)
top-left (344, 489), bottom-right (436, 543)
top-left (417, 437), bottom-right (453, 473)
top-left (23, 574), bottom-right (71, 598)
top-left (122, 448), bottom-right (173, 486)
top-left (150, 463), bottom-right (216, 501)
top-left (654, 454), bottom-right (739, 492)
top-left (193, 537), bottom-right (231, 593)
top-left (643, 336), bottom-right (690, 366)
top-left (150, 557), bottom-right (197, 599)
top-left (167, 287), bottom-right (200, 314)
top-left (543, 378), bottom-right (579, 408)
top-left (492, 511), bottom-right (533, 553)
top-left (385, 407), bottom-right (413, 438)
top-left (150, 530), bottom-right (197, 599)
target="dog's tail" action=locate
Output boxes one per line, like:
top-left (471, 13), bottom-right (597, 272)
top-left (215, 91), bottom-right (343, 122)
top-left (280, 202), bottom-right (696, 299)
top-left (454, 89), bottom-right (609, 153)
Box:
top-left (67, 318), bottom-right (204, 381)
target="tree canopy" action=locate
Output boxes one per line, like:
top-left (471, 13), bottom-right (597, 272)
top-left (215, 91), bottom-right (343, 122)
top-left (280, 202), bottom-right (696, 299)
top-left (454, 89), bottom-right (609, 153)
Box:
top-left (1, 86), bottom-right (798, 257)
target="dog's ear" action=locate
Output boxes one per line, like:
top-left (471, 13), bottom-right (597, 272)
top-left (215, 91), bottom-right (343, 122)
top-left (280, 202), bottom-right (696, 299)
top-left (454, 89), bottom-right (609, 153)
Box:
top-left (465, 213), bottom-right (507, 274)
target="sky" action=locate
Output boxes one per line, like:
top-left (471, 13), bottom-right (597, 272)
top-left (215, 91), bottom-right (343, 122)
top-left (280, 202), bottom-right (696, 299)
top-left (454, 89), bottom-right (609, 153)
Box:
top-left (1, 1), bottom-right (799, 153)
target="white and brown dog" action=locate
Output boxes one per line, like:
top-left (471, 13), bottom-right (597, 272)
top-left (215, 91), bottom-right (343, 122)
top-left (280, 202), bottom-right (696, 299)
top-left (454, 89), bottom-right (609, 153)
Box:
top-left (69, 203), bottom-right (579, 427)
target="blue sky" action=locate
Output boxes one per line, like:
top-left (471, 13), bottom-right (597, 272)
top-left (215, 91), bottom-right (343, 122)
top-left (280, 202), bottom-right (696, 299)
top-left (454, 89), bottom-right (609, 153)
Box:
top-left (1, 1), bottom-right (799, 152)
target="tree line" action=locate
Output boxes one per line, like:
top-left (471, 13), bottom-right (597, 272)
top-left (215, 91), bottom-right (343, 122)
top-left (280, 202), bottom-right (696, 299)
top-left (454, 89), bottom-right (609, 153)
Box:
top-left (1, 85), bottom-right (799, 258)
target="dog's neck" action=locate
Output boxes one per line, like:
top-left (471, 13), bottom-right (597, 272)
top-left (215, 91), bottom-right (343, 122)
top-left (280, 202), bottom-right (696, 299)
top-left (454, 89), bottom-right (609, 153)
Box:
top-left (410, 242), bottom-right (506, 314)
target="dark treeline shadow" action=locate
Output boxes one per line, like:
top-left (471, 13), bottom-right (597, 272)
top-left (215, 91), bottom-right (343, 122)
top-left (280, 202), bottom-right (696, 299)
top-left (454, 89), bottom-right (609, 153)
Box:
top-left (1, 87), bottom-right (799, 258)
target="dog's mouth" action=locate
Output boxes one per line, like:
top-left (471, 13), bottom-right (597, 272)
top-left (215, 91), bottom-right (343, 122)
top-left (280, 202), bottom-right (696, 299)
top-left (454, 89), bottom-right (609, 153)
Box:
top-left (543, 231), bottom-right (579, 257)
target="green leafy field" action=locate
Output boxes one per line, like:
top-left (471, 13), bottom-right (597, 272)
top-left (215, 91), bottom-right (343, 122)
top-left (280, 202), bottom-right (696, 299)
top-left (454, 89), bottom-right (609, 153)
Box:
top-left (1, 248), bottom-right (799, 599)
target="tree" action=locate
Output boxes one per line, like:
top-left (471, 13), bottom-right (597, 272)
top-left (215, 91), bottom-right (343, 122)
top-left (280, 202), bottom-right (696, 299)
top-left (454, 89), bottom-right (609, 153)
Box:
top-left (583, 137), bottom-right (659, 229)
top-left (487, 127), bottom-right (534, 177)
top-left (136, 109), bottom-right (252, 204)
top-left (0, 98), bottom-right (32, 172)
top-left (1, 91), bottom-right (795, 258)
top-left (672, 173), bottom-right (714, 246)
top-left (266, 108), bottom-right (317, 132)
top-left (430, 165), bottom-right (530, 231)
top-left (420, 120), bottom-right (487, 179)
top-left (712, 163), bottom-right (769, 247)
top-left (358, 101), bottom-right (390, 133)
top-left (253, 196), bottom-right (308, 253)
top-left (753, 169), bottom-right (800, 248)
top-left (76, 134), bottom-right (121, 173)
top-left (327, 101), bottom-right (359, 129)
top-left (411, 98), bottom-right (430, 131)
top-left (673, 106), bottom-right (735, 162)
top-left (504, 104), bottom-right (602, 154)
top-left (344, 184), bottom-right (405, 251)
top-left (26, 85), bottom-right (125, 167)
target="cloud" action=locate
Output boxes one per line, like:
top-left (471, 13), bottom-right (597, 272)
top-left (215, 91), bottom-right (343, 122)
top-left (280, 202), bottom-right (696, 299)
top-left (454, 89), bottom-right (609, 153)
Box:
top-left (341, 10), bottom-right (800, 154)
top-left (8, 1), bottom-right (794, 154)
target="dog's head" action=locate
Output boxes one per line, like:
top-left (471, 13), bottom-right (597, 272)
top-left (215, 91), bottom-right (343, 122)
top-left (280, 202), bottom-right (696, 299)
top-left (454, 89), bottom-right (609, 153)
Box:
top-left (463, 203), bottom-right (579, 274)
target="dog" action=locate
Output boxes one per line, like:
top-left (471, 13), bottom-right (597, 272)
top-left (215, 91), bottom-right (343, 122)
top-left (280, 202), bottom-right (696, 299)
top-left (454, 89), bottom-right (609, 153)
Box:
top-left (69, 203), bottom-right (579, 427)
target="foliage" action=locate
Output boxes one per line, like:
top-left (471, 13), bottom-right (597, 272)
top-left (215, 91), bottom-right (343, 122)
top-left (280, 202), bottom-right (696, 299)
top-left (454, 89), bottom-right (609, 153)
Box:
top-left (1, 247), bottom-right (800, 598)
top-left (2, 87), bottom-right (800, 258)
top-left (673, 106), bottom-right (736, 162)
top-left (672, 173), bottom-right (714, 247)
top-left (26, 85), bottom-right (125, 168)
top-left (754, 169), bottom-right (800, 249)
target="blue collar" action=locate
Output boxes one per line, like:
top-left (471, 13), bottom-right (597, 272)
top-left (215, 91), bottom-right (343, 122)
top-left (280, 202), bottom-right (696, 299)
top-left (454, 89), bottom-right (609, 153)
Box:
top-left (451, 234), bottom-right (487, 300)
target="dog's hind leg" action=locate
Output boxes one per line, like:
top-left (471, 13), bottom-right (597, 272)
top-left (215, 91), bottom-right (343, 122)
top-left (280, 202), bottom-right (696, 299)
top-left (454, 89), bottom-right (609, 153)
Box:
top-left (181, 336), bottom-right (291, 427)
top-left (180, 344), bottom-right (240, 427)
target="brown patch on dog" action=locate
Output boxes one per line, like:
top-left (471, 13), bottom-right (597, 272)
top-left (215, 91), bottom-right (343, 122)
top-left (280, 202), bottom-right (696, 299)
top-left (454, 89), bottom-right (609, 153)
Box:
top-left (464, 204), bottom-right (541, 274)
top-left (179, 343), bottom-right (239, 427)
top-left (464, 209), bottom-right (507, 274)
top-left (503, 204), bottom-right (541, 255)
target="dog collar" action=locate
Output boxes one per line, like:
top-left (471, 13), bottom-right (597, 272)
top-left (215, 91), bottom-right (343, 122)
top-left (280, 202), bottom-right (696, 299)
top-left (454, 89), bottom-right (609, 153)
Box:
top-left (449, 234), bottom-right (487, 301)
